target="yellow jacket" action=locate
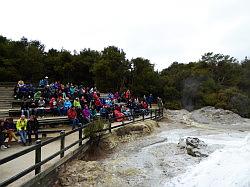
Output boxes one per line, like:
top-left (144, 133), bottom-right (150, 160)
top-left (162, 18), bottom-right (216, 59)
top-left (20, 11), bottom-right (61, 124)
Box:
top-left (16, 118), bottom-right (28, 131)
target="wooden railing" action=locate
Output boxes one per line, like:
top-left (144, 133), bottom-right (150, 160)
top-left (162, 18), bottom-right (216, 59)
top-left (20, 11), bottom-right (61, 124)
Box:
top-left (0, 108), bottom-right (164, 186)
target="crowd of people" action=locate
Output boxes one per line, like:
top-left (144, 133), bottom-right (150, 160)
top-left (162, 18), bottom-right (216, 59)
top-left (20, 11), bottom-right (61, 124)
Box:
top-left (0, 77), bottom-right (164, 150)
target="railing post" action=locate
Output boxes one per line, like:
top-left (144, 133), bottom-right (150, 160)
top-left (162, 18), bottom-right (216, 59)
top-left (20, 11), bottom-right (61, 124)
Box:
top-left (155, 109), bottom-right (157, 120)
top-left (150, 110), bottom-right (152, 119)
top-left (133, 112), bottom-right (135, 122)
top-left (108, 118), bottom-right (112, 133)
top-left (60, 130), bottom-right (65, 158)
top-left (35, 139), bottom-right (42, 175)
top-left (142, 111), bottom-right (145, 121)
top-left (79, 124), bottom-right (82, 146)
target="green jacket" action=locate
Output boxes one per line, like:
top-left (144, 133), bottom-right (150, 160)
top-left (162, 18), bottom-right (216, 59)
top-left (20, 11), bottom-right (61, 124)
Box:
top-left (73, 100), bottom-right (81, 108)
top-left (34, 91), bottom-right (41, 100)
top-left (16, 118), bottom-right (28, 131)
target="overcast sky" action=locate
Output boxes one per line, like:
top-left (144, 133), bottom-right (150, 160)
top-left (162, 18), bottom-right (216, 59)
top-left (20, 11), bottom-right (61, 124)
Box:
top-left (1, 0), bottom-right (250, 70)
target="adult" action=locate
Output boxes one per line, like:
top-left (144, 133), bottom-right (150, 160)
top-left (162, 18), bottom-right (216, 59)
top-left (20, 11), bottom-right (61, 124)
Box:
top-left (100, 106), bottom-right (109, 119)
top-left (125, 89), bottom-right (131, 100)
top-left (90, 105), bottom-right (97, 120)
top-left (34, 90), bottom-right (42, 101)
top-left (37, 97), bottom-right (46, 117)
top-left (147, 94), bottom-right (154, 108)
top-left (157, 97), bottom-right (164, 109)
top-left (64, 97), bottom-right (72, 115)
top-left (82, 105), bottom-right (91, 123)
top-left (49, 97), bottom-right (59, 116)
top-left (113, 109), bottom-right (125, 122)
top-left (4, 118), bottom-right (18, 147)
top-left (21, 100), bottom-right (30, 118)
top-left (27, 115), bottom-right (39, 145)
top-left (73, 97), bottom-right (81, 109)
top-left (67, 106), bottom-right (79, 130)
top-left (121, 105), bottom-right (132, 120)
top-left (57, 98), bottom-right (65, 116)
top-left (0, 120), bottom-right (8, 150)
top-left (16, 115), bottom-right (28, 146)
top-left (29, 99), bottom-right (37, 116)
top-left (39, 76), bottom-right (49, 88)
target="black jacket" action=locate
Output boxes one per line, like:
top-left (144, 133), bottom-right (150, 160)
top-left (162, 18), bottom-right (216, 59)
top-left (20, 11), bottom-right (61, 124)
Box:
top-left (27, 119), bottom-right (39, 131)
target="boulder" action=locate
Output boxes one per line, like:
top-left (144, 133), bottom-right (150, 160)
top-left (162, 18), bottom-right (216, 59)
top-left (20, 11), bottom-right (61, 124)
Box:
top-left (178, 137), bottom-right (208, 157)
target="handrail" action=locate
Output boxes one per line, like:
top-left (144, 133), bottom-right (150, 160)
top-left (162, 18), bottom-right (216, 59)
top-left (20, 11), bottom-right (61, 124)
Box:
top-left (0, 108), bottom-right (164, 186)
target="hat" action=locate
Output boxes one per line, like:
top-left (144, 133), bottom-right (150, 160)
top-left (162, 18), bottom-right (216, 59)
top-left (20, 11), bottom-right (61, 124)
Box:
top-left (45, 76), bottom-right (48, 79)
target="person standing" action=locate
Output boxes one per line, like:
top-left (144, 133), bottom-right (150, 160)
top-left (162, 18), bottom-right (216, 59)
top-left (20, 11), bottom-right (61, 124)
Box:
top-left (157, 97), bottom-right (164, 109)
top-left (147, 94), bottom-right (154, 108)
top-left (16, 115), bottom-right (28, 146)
top-left (67, 106), bottom-right (79, 130)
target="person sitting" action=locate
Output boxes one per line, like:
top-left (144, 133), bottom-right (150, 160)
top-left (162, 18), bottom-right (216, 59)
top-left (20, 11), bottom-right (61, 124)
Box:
top-left (0, 120), bottom-right (8, 150)
top-left (113, 109), bottom-right (125, 122)
top-left (73, 97), bottom-right (81, 110)
top-left (4, 118), bottom-right (18, 147)
top-left (57, 98), bottom-right (65, 116)
top-left (140, 101), bottom-right (149, 115)
top-left (67, 106), bottom-right (80, 130)
top-left (21, 100), bottom-right (30, 118)
top-left (39, 76), bottom-right (49, 88)
top-left (94, 98), bottom-right (102, 111)
top-left (29, 100), bottom-right (37, 116)
top-left (16, 115), bottom-right (28, 146)
top-left (64, 97), bottom-right (72, 114)
top-left (27, 115), bottom-right (39, 145)
top-left (100, 106), bottom-right (109, 119)
top-left (37, 97), bottom-right (46, 118)
top-left (121, 105), bottom-right (132, 120)
top-left (34, 90), bottom-right (42, 101)
top-left (82, 105), bottom-right (91, 123)
top-left (49, 97), bottom-right (59, 116)
top-left (105, 98), bottom-right (113, 107)
top-left (90, 105), bottom-right (97, 120)
top-left (80, 96), bottom-right (87, 109)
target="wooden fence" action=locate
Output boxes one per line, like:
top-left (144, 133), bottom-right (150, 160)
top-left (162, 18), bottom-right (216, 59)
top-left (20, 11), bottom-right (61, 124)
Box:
top-left (0, 108), bottom-right (164, 186)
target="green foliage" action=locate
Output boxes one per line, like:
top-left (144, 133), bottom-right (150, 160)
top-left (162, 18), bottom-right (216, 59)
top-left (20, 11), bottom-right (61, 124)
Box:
top-left (164, 100), bottom-right (182, 110)
top-left (84, 118), bottom-right (107, 138)
top-left (0, 35), bottom-right (250, 117)
top-left (92, 46), bottom-right (130, 91)
top-left (129, 57), bottom-right (161, 96)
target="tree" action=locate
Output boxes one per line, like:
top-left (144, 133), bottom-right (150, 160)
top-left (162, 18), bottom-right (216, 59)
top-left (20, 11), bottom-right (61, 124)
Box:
top-left (92, 46), bottom-right (130, 91)
top-left (130, 57), bottom-right (161, 97)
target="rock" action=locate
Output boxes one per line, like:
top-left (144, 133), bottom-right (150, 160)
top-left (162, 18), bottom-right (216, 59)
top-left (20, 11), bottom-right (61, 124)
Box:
top-left (191, 106), bottom-right (243, 125)
top-left (186, 137), bottom-right (207, 148)
top-left (178, 137), bottom-right (208, 157)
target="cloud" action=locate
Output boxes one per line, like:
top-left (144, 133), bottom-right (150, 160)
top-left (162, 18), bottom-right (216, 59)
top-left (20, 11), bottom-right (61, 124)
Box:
top-left (1, 0), bottom-right (250, 70)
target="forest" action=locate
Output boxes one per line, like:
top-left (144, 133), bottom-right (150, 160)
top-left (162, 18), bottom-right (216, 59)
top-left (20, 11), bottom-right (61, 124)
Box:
top-left (0, 35), bottom-right (250, 117)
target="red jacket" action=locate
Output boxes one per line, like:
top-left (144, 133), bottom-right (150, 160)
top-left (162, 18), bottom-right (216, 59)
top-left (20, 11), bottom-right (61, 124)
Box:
top-left (67, 108), bottom-right (77, 119)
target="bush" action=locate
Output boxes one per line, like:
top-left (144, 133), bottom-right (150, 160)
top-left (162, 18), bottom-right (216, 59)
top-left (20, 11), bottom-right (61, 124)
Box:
top-left (164, 100), bottom-right (182, 110)
top-left (84, 118), bottom-right (107, 138)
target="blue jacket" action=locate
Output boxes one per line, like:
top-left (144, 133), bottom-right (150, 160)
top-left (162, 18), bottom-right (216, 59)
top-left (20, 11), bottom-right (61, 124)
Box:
top-left (64, 100), bottom-right (72, 109)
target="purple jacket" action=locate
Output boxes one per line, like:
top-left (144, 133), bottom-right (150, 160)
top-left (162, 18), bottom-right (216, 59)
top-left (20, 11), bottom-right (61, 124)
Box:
top-left (82, 108), bottom-right (90, 119)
